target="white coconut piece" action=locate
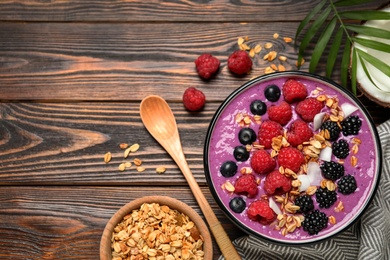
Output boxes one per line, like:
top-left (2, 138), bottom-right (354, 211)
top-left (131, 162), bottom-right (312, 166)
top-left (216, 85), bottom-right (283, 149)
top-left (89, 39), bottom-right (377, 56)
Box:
top-left (313, 112), bottom-right (326, 131)
top-left (297, 175), bottom-right (311, 192)
top-left (319, 146), bottom-right (332, 162)
top-left (269, 197), bottom-right (282, 215)
top-left (341, 103), bottom-right (358, 118)
top-left (307, 161), bottom-right (322, 186)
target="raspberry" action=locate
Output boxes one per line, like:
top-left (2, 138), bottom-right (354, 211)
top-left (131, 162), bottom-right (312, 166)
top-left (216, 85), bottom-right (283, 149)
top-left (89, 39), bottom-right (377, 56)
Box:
top-left (234, 174), bottom-right (258, 197)
top-left (282, 79), bottom-right (308, 103)
top-left (250, 150), bottom-right (276, 174)
top-left (341, 115), bottom-right (362, 136)
top-left (182, 87), bottom-right (206, 111)
top-left (227, 50), bottom-right (252, 75)
top-left (194, 53), bottom-right (220, 80)
top-left (295, 97), bottom-right (324, 122)
top-left (287, 119), bottom-right (313, 147)
top-left (294, 195), bottom-right (314, 213)
top-left (268, 101), bottom-right (292, 126)
top-left (320, 161), bottom-right (344, 181)
top-left (302, 210), bottom-right (328, 235)
top-left (277, 147), bottom-right (305, 173)
top-left (337, 174), bottom-right (357, 195)
top-left (247, 199), bottom-right (277, 225)
top-left (258, 120), bottom-right (283, 149)
top-left (315, 187), bottom-right (337, 208)
top-left (263, 170), bottom-right (292, 195)
top-left (320, 121), bottom-right (341, 141)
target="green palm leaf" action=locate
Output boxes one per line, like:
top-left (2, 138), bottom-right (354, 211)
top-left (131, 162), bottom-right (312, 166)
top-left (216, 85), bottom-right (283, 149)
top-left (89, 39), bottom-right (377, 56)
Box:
top-left (341, 39), bottom-right (351, 88)
top-left (334, 0), bottom-right (375, 7)
top-left (326, 27), bottom-right (344, 78)
top-left (356, 48), bottom-right (390, 77)
top-left (339, 10), bottom-right (390, 20)
top-left (351, 48), bottom-right (358, 95)
top-left (346, 24), bottom-right (390, 39)
top-left (353, 37), bottom-right (390, 52)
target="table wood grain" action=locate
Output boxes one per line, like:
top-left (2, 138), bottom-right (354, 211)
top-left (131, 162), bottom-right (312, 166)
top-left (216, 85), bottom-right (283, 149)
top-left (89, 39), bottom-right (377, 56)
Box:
top-left (1, 1), bottom-right (389, 259)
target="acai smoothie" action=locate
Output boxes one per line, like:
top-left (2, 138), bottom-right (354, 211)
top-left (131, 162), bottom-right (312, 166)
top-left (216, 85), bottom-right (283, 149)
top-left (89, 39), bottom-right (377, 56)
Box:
top-left (204, 72), bottom-right (381, 244)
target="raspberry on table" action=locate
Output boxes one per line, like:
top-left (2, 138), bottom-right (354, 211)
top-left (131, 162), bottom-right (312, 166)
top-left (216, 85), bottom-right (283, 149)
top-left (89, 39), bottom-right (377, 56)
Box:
top-left (263, 170), bottom-right (292, 195)
top-left (287, 119), bottom-right (313, 147)
top-left (282, 79), bottom-right (308, 103)
top-left (234, 174), bottom-right (258, 197)
top-left (294, 195), bottom-right (314, 213)
top-left (268, 101), bottom-right (293, 126)
top-left (321, 120), bottom-right (341, 141)
top-left (194, 53), bottom-right (220, 80)
top-left (302, 209), bottom-right (328, 235)
top-left (227, 50), bottom-right (253, 75)
top-left (315, 187), bottom-right (337, 208)
top-left (295, 97), bottom-right (324, 122)
top-left (332, 139), bottom-right (350, 159)
top-left (250, 149), bottom-right (276, 175)
top-left (247, 199), bottom-right (277, 225)
top-left (258, 120), bottom-right (283, 149)
top-left (320, 161), bottom-right (344, 181)
top-left (337, 174), bottom-right (357, 195)
top-left (341, 115), bottom-right (362, 136)
top-left (277, 147), bottom-right (305, 173)
top-left (182, 87), bottom-right (206, 111)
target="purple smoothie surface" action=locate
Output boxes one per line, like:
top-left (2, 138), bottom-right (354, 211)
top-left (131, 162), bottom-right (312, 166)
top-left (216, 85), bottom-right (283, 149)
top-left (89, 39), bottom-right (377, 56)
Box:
top-left (205, 73), bottom-right (380, 244)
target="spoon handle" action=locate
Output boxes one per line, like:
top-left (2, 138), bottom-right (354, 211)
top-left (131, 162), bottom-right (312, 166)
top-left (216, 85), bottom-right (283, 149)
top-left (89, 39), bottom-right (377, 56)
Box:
top-left (166, 136), bottom-right (242, 260)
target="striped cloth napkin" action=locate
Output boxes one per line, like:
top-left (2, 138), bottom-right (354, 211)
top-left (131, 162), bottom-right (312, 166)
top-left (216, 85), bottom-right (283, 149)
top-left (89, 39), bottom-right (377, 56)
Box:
top-left (220, 120), bottom-right (390, 260)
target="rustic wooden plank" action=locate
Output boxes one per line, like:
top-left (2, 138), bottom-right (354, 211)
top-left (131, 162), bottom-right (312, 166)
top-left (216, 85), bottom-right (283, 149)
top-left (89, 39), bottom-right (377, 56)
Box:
top-left (1, 101), bottom-right (387, 185)
top-left (0, 0), bottom-right (387, 22)
top-left (0, 186), bottom-right (241, 259)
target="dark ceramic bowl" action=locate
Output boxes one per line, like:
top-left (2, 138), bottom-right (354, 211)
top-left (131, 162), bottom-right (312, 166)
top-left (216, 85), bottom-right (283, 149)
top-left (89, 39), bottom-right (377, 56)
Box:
top-left (204, 71), bottom-right (381, 245)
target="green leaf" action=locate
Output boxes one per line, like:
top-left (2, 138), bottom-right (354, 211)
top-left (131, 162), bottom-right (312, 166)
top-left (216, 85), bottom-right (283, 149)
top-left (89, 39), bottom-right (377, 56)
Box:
top-left (295, 0), bottom-right (327, 47)
top-left (351, 48), bottom-right (357, 95)
top-left (326, 27), bottom-right (344, 78)
top-left (353, 37), bottom-right (390, 52)
top-left (346, 24), bottom-right (390, 39)
top-left (341, 39), bottom-right (351, 88)
top-left (340, 10), bottom-right (390, 20)
top-left (310, 17), bottom-right (337, 73)
top-left (357, 53), bottom-right (383, 91)
top-left (298, 6), bottom-right (332, 68)
top-left (356, 48), bottom-right (390, 77)
top-left (334, 0), bottom-right (375, 7)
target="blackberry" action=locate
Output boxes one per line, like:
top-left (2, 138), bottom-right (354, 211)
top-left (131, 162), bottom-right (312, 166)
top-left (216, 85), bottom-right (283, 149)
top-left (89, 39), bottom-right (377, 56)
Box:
top-left (302, 210), bottom-right (328, 235)
top-left (332, 139), bottom-right (350, 159)
top-left (220, 160), bottom-right (238, 177)
top-left (320, 161), bottom-right (344, 181)
top-left (337, 174), bottom-right (357, 195)
top-left (315, 187), bottom-right (337, 208)
top-left (264, 84), bottom-right (281, 102)
top-left (341, 116), bottom-right (362, 136)
top-left (238, 128), bottom-right (257, 145)
top-left (294, 195), bottom-right (314, 213)
top-left (320, 121), bottom-right (341, 141)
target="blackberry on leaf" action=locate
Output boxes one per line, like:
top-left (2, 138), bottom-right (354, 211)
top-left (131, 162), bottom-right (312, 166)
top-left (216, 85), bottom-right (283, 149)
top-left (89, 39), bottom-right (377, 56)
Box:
top-left (320, 121), bottom-right (341, 141)
top-left (320, 161), bottom-right (344, 181)
top-left (302, 210), bottom-right (328, 235)
top-left (294, 195), bottom-right (314, 213)
top-left (332, 139), bottom-right (350, 159)
top-left (341, 116), bottom-right (362, 136)
top-left (337, 174), bottom-right (357, 195)
top-left (315, 187), bottom-right (337, 208)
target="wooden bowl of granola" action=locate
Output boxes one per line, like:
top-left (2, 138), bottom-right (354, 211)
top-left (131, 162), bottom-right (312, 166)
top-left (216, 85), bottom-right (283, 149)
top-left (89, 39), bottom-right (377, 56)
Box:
top-left (203, 71), bottom-right (381, 244)
top-left (100, 196), bottom-right (213, 259)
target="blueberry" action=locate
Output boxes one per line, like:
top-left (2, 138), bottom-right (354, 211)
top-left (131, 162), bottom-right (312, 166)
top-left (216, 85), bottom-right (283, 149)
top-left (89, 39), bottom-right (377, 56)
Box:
top-left (264, 84), bottom-right (281, 102)
top-left (250, 100), bottom-right (267, 115)
top-left (233, 146), bottom-right (250, 161)
top-left (238, 128), bottom-right (257, 145)
top-left (220, 161), bottom-right (238, 177)
top-left (229, 197), bottom-right (246, 213)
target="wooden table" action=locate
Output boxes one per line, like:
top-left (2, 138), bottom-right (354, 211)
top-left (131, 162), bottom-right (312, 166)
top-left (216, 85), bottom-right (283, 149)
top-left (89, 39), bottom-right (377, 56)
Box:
top-left (1, 1), bottom-right (389, 259)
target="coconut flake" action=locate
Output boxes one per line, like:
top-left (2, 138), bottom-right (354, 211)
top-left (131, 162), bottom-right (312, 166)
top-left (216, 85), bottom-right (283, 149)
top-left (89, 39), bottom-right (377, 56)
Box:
top-left (269, 197), bottom-right (282, 215)
top-left (307, 161), bottom-right (322, 186)
top-left (341, 103), bottom-right (358, 118)
top-left (313, 112), bottom-right (326, 131)
top-left (297, 175), bottom-right (311, 192)
top-left (319, 146), bottom-right (332, 162)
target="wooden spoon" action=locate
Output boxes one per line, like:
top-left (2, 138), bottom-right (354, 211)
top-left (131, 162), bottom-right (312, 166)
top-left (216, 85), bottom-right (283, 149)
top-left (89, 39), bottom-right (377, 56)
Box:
top-left (140, 95), bottom-right (242, 260)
